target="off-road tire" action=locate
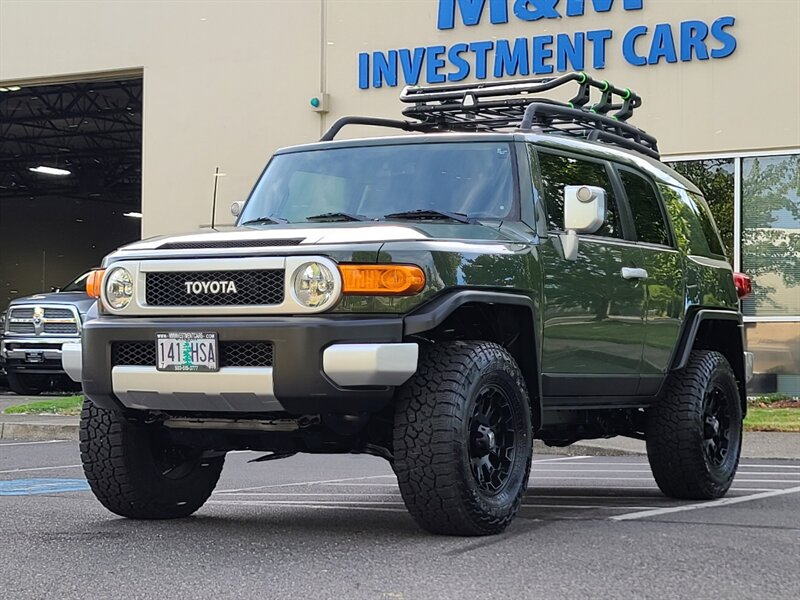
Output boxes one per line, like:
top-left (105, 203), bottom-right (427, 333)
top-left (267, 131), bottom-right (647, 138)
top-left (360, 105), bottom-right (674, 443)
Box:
top-left (393, 341), bottom-right (532, 536)
top-left (646, 350), bottom-right (742, 500)
top-left (80, 399), bottom-right (224, 519)
top-left (7, 372), bottom-right (44, 396)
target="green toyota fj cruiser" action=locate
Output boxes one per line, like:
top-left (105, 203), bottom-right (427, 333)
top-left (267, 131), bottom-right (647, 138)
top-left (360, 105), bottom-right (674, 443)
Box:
top-left (66, 73), bottom-right (753, 535)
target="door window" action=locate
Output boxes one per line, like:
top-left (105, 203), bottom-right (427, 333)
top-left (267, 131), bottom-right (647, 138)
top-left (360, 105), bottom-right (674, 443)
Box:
top-left (536, 151), bottom-right (624, 239)
top-left (619, 169), bottom-right (672, 247)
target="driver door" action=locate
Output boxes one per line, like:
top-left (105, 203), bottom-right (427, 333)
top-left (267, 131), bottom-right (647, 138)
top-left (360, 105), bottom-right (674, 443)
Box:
top-left (532, 148), bottom-right (647, 399)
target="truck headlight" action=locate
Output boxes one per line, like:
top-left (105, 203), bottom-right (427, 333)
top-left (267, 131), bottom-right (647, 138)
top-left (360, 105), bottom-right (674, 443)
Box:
top-left (105, 267), bottom-right (134, 310)
top-left (293, 262), bottom-right (335, 308)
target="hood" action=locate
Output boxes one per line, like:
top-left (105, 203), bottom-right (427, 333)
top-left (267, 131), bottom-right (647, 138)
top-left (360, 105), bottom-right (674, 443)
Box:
top-left (7, 291), bottom-right (95, 315)
top-left (114, 221), bottom-right (528, 254)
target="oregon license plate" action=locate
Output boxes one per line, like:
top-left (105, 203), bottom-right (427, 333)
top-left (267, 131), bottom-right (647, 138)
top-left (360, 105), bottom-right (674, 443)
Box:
top-left (156, 332), bottom-right (218, 372)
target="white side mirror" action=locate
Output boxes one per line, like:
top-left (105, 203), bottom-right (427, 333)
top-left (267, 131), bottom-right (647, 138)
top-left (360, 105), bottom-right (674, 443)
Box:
top-left (560, 185), bottom-right (606, 261)
top-left (564, 185), bottom-right (606, 233)
top-left (230, 201), bottom-right (244, 217)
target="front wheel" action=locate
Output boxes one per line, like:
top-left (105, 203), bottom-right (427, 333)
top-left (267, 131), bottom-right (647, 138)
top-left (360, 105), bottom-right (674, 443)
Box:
top-left (393, 341), bottom-right (532, 536)
top-left (80, 399), bottom-right (224, 519)
top-left (646, 350), bottom-right (743, 499)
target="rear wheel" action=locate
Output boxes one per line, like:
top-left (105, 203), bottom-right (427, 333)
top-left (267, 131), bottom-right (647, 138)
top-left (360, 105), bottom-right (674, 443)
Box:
top-left (646, 350), bottom-right (742, 499)
top-left (80, 399), bottom-right (224, 519)
top-left (6, 372), bottom-right (44, 396)
top-left (393, 341), bottom-right (532, 536)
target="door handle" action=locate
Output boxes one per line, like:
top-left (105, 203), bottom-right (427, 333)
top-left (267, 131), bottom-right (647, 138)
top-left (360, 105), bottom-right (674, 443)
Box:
top-left (621, 267), bottom-right (648, 280)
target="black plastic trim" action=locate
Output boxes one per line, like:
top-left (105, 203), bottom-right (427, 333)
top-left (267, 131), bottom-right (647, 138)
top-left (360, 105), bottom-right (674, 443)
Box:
top-left (671, 309), bottom-right (742, 372)
top-left (404, 290), bottom-right (535, 336)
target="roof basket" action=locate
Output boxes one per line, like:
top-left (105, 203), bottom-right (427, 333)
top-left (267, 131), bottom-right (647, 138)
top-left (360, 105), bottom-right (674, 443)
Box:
top-left (321, 72), bottom-right (659, 159)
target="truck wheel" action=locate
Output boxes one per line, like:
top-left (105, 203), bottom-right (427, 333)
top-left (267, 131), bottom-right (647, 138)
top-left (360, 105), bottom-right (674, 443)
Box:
top-left (79, 399), bottom-right (224, 519)
top-left (7, 372), bottom-right (44, 396)
top-left (393, 341), bottom-right (532, 536)
top-left (646, 350), bottom-right (742, 500)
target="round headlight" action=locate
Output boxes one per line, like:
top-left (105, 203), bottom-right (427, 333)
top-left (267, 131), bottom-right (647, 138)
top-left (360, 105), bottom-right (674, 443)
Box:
top-left (104, 267), bottom-right (134, 310)
top-left (293, 262), bottom-right (335, 308)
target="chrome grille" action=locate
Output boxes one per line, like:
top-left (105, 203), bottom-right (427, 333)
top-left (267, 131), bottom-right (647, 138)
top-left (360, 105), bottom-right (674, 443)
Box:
top-left (43, 323), bottom-right (79, 334)
top-left (5, 304), bottom-right (79, 337)
top-left (145, 270), bottom-right (284, 307)
top-left (9, 308), bottom-right (34, 319)
top-left (111, 341), bottom-right (274, 367)
top-left (8, 322), bottom-right (35, 334)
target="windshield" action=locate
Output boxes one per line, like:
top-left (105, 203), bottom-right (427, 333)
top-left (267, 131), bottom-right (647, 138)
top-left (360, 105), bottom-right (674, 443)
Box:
top-left (239, 142), bottom-right (517, 224)
top-left (60, 271), bottom-right (92, 292)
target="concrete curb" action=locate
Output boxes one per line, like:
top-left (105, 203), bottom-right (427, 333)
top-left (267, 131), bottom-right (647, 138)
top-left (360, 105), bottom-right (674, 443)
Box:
top-left (0, 420), bottom-right (79, 441)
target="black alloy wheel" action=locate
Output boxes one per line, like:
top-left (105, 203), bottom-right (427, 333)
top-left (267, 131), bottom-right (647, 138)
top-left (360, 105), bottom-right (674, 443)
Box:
top-left (646, 350), bottom-right (743, 500)
top-left (469, 384), bottom-right (517, 494)
top-left (394, 341), bottom-right (532, 536)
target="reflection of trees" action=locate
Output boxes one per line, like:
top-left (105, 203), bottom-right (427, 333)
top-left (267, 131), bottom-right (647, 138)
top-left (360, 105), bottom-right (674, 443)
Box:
top-left (672, 159), bottom-right (734, 260)
top-left (740, 156), bottom-right (800, 314)
top-left (460, 252), bottom-right (534, 289)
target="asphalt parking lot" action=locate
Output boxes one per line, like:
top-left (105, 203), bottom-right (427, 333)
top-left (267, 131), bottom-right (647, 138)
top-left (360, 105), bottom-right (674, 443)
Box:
top-left (1, 441), bottom-right (799, 599)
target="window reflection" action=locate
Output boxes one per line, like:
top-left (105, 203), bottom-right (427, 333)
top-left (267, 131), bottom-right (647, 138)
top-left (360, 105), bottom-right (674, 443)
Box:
top-left (740, 155), bottom-right (800, 318)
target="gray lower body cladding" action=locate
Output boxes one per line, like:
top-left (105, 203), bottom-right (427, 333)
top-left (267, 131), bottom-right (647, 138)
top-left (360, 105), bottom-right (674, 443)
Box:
top-left (81, 314), bottom-right (406, 415)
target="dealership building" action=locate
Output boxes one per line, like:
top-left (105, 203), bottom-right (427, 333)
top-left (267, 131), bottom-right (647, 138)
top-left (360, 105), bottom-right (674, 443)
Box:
top-left (0, 0), bottom-right (798, 393)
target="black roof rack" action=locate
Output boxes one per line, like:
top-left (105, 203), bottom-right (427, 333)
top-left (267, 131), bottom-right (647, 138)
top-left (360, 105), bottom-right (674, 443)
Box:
top-left (321, 72), bottom-right (659, 159)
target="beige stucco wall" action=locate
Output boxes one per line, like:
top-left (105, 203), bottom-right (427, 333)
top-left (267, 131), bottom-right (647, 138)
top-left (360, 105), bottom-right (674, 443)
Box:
top-left (1, 0), bottom-right (799, 237)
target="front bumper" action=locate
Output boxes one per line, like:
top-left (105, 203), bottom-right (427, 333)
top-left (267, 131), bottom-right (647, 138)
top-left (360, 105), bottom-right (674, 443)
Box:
top-left (78, 315), bottom-right (418, 415)
top-left (1, 336), bottom-right (78, 374)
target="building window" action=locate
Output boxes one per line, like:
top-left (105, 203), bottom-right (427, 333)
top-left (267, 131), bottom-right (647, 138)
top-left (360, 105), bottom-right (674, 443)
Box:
top-left (670, 152), bottom-right (800, 395)
top-left (745, 322), bottom-right (800, 396)
top-left (740, 154), bottom-right (800, 317)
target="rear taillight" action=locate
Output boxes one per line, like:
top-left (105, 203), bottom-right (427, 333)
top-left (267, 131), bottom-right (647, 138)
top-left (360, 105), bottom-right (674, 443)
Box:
top-left (733, 272), bottom-right (752, 299)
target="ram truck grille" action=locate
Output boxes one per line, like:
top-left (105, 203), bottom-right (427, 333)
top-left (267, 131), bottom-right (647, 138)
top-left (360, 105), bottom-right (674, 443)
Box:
top-left (5, 305), bottom-right (80, 337)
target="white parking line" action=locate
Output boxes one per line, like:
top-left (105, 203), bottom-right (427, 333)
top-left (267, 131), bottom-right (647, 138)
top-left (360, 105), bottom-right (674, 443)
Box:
top-left (207, 500), bottom-right (408, 513)
top-left (531, 456), bottom-right (592, 463)
top-left (550, 462), bottom-right (800, 469)
top-left (0, 464), bottom-right (82, 474)
top-left (0, 440), bottom-right (71, 447)
top-left (533, 468), bottom-right (800, 476)
top-left (216, 492), bottom-right (402, 497)
top-left (530, 476), bottom-right (800, 483)
top-left (611, 486), bottom-right (800, 521)
top-left (528, 490), bottom-right (779, 498)
top-left (214, 474), bottom-right (395, 494)
top-left (522, 504), bottom-right (656, 510)
top-left (210, 499), bottom-right (407, 507)
top-left (326, 483), bottom-right (399, 487)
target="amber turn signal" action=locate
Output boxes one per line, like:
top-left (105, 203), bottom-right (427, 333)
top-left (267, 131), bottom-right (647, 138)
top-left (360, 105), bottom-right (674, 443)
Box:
top-left (339, 264), bottom-right (425, 296)
top-left (86, 269), bottom-right (106, 298)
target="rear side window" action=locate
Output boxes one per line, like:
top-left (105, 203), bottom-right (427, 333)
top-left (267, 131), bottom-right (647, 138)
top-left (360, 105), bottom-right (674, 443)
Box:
top-left (536, 151), bottom-right (624, 239)
top-left (619, 170), bottom-right (671, 246)
top-left (658, 184), bottom-right (727, 259)
top-left (688, 191), bottom-right (727, 257)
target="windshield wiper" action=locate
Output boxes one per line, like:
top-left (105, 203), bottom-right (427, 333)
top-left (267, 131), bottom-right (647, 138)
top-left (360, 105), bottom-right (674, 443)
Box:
top-left (383, 209), bottom-right (474, 224)
top-left (306, 212), bottom-right (370, 223)
top-left (241, 215), bottom-right (288, 226)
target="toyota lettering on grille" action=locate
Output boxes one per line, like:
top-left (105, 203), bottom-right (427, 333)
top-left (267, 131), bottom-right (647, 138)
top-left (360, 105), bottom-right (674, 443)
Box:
top-left (184, 281), bottom-right (239, 294)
